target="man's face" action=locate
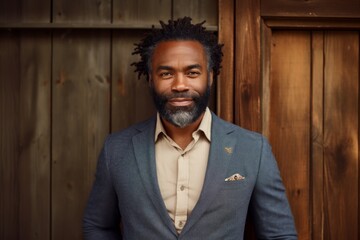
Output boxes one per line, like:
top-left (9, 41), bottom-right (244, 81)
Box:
top-left (149, 40), bottom-right (213, 128)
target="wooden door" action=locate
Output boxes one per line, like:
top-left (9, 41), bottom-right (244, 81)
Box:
top-left (219, 0), bottom-right (360, 239)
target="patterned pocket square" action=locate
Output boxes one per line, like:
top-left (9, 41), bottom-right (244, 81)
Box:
top-left (225, 173), bottom-right (245, 182)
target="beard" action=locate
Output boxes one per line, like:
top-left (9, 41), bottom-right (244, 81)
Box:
top-left (151, 84), bottom-right (211, 128)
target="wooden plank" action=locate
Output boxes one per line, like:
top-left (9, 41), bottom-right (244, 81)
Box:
top-left (235, 0), bottom-right (261, 131)
top-left (173, 0), bottom-right (218, 26)
top-left (111, 30), bottom-right (155, 132)
top-left (18, 30), bottom-right (52, 240)
top-left (0, 30), bottom-right (20, 240)
top-left (311, 31), bottom-right (325, 240)
top-left (261, 21), bottom-right (272, 137)
top-left (53, 0), bottom-right (111, 23)
top-left (217, 0), bottom-right (234, 122)
top-left (261, 0), bottom-right (360, 18)
top-left (52, 30), bottom-right (111, 240)
top-left (113, 0), bottom-right (171, 24)
top-left (0, 0), bottom-right (50, 22)
top-left (269, 31), bottom-right (311, 239)
top-left (323, 31), bottom-right (359, 240)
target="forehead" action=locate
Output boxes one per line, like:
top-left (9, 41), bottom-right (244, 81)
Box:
top-left (151, 40), bottom-right (207, 66)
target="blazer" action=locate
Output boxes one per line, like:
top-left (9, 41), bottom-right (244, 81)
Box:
top-left (83, 112), bottom-right (297, 239)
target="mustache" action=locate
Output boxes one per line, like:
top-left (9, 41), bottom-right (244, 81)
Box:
top-left (161, 92), bottom-right (200, 101)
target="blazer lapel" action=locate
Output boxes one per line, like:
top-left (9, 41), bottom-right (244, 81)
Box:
top-left (132, 117), bottom-right (177, 235)
top-left (180, 114), bottom-right (237, 236)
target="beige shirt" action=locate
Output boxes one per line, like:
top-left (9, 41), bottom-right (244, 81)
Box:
top-left (154, 108), bottom-right (212, 234)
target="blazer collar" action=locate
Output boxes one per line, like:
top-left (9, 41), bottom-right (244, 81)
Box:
top-left (132, 116), bottom-right (178, 236)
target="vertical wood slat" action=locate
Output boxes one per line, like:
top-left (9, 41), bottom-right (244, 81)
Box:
top-left (53, 0), bottom-right (111, 23)
top-left (0, 30), bottom-right (51, 240)
top-left (19, 30), bottom-right (51, 240)
top-left (113, 0), bottom-right (171, 24)
top-left (311, 31), bottom-right (325, 240)
top-left (235, 0), bottom-right (261, 132)
top-left (0, 0), bottom-right (50, 22)
top-left (217, 0), bottom-right (234, 122)
top-left (323, 31), bottom-right (359, 240)
top-left (0, 30), bottom-right (20, 240)
top-left (269, 31), bottom-right (311, 239)
top-left (111, 31), bottom-right (155, 132)
top-left (52, 30), bottom-right (111, 240)
top-left (173, 0), bottom-right (218, 26)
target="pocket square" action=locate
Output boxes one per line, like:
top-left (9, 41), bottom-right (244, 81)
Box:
top-left (225, 173), bottom-right (245, 182)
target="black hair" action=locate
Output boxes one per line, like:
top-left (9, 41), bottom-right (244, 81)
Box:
top-left (131, 16), bottom-right (223, 82)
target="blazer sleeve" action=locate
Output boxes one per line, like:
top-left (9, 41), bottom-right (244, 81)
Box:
top-left (249, 137), bottom-right (298, 240)
top-left (83, 137), bottom-right (122, 239)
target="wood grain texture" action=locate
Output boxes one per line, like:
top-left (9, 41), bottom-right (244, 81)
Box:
top-left (217, 0), bottom-right (234, 122)
top-left (173, 0), bottom-right (218, 26)
top-left (52, 30), bottom-right (111, 240)
top-left (18, 30), bottom-right (52, 240)
top-left (311, 31), bottom-right (325, 240)
top-left (0, 0), bottom-right (50, 22)
top-left (269, 31), bottom-right (311, 239)
top-left (111, 31), bottom-right (155, 132)
top-left (0, 30), bottom-right (20, 240)
top-left (113, 0), bottom-right (171, 24)
top-left (0, 30), bottom-right (51, 240)
top-left (323, 31), bottom-right (359, 240)
top-left (53, 0), bottom-right (111, 23)
top-left (235, 0), bottom-right (261, 131)
top-left (261, 0), bottom-right (360, 18)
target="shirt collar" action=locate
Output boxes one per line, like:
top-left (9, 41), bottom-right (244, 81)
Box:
top-left (155, 107), bottom-right (212, 142)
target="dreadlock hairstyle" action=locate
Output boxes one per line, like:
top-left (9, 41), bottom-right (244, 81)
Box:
top-left (131, 17), bottom-right (223, 82)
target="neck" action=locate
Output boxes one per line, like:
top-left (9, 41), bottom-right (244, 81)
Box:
top-left (161, 112), bottom-right (205, 150)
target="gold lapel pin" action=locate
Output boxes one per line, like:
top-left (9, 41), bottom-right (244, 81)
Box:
top-left (224, 147), bottom-right (233, 154)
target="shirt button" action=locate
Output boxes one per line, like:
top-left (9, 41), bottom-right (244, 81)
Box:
top-left (179, 221), bottom-right (184, 227)
top-left (180, 185), bottom-right (185, 191)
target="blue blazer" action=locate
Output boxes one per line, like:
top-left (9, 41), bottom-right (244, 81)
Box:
top-left (83, 112), bottom-right (297, 239)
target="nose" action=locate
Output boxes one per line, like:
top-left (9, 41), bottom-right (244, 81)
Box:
top-left (171, 73), bottom-right (189, 92)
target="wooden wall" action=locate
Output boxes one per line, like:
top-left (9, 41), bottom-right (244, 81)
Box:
top-left (0, 1), bottom-right (217, 239)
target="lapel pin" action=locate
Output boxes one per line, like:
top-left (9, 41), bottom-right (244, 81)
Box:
top-left (224, 147), bottom-right (233, 154)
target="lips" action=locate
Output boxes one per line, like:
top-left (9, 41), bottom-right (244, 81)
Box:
top-left (168, 98), bottom-right (193, 107)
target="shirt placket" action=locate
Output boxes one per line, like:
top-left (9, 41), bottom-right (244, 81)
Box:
top-left (174, 152), bottom-right (189, 232)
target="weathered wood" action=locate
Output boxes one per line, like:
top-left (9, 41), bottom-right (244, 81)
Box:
top-left (323, 31), bottom-right (359, 240)
top-left (235, 0), bottom-right (261, 131)
top-left (173, 0), bottom-right (218, 26)
top-left (111, 30), bottom-right (155, 132)
top-left (0, 30), bottom-right (20, 240)
top-left (217, 0), bottom-right (234, 122)
top-left (311, 31), bottom-right (325, 240)
top-left (52, 30), bottom-right (111, 240)
top-left (269, 31), bottom-right (311, 239)
top-left (18, 30), bottom-right (52, 240)
top-left (53, 0), bottom-right (111, 23)
top-left (113, 0), bottom-right (171, 24)
top-left (0, 0), bottom-right (50, 22)
top-left (261, 0), bottom-right (360, 18)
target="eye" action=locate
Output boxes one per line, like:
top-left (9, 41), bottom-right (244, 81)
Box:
top-left (159, 72), bottom-right (173, 79)
top-left (187, 71), bottom-right (200, 78)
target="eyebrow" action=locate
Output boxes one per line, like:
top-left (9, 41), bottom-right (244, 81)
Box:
top-left (156, 64), bottom-right (203, 72)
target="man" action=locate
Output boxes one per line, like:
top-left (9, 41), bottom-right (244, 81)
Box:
top-left (83, 17), bottom-right (297, 239)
